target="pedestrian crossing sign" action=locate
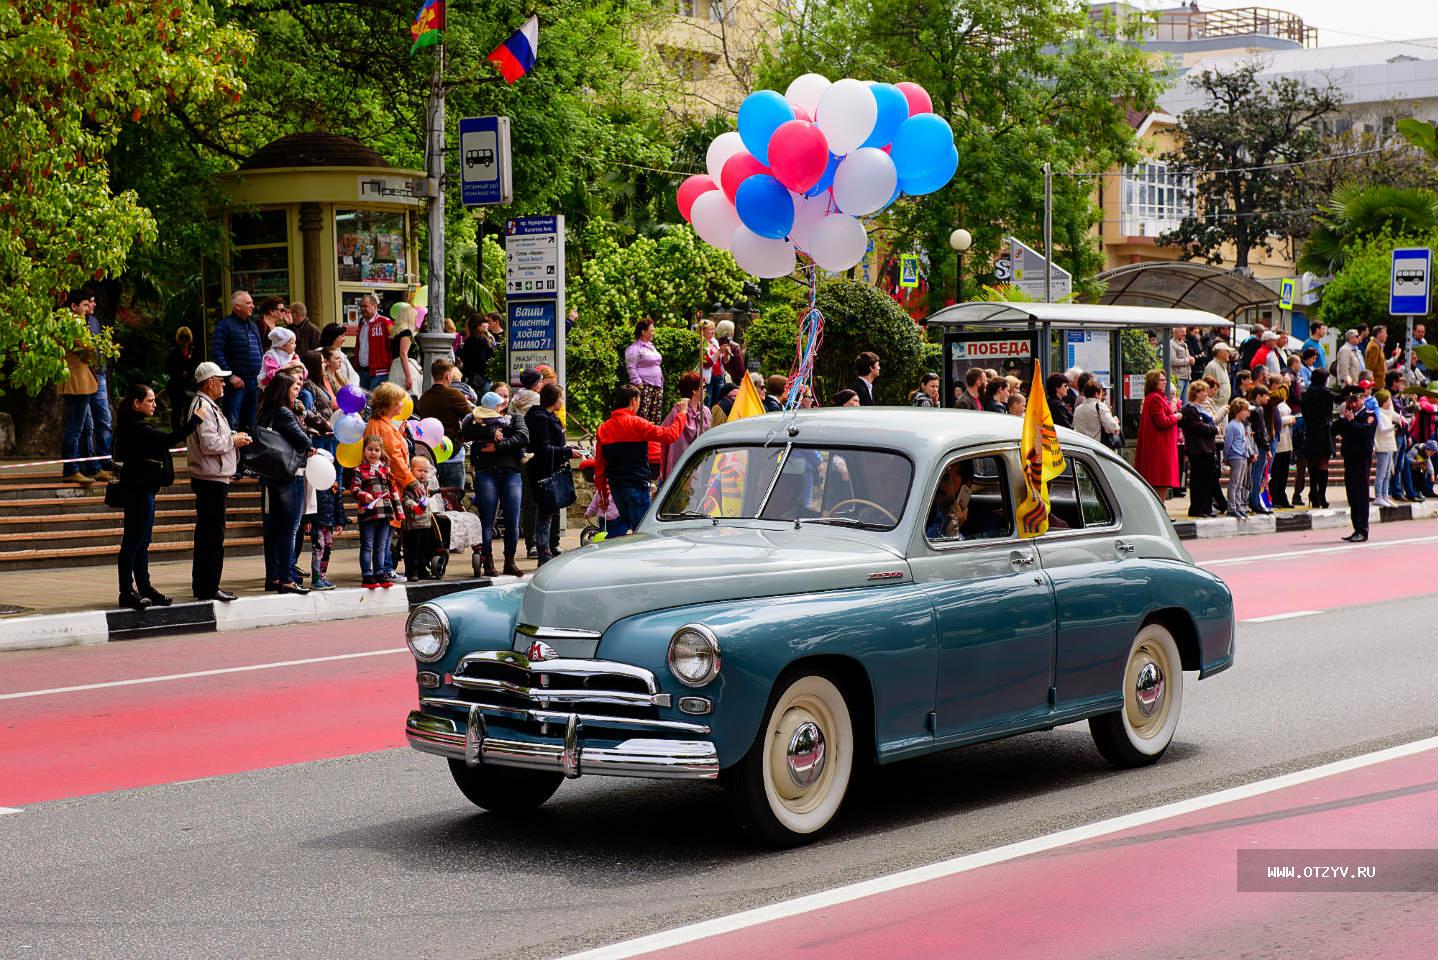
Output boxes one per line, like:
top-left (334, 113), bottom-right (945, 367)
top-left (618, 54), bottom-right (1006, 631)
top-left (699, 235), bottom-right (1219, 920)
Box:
top-left (1279, 278), bottom-right (1294, 311)
top-left (900, 255), bottom-right (919, 289)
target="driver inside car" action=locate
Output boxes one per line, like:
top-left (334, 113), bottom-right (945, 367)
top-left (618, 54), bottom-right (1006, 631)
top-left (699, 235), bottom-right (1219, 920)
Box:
top-left (926, 459), bottom-right (1008, 541)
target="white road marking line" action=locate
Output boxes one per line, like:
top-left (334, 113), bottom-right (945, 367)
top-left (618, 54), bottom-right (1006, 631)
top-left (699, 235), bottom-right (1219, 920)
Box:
top-left (1243, 610), bottom-right (1323, 623)
top-left (0, 807), bottom-right (22, 816)
top-left (0, 648), bottom-right (409, 701)
top-left (552, 736), bottom-right (1438, 960)
top-left (1200, 535), bottom-right (1438, 568)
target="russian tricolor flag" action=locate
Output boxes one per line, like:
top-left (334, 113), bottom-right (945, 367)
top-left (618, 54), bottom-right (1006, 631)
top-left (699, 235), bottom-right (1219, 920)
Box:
top-left (488, 16), bottom-right (539, 84)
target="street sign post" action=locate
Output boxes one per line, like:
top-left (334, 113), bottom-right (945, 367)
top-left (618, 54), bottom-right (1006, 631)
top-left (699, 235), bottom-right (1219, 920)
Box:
top-left (505, 215), bottom-right (565, 387)
top-left (1279, 278), bottom-right (1295, 312)
top-left (1390, 247), bottom-right (1431, 317)
top-left (899, 255), bottom-right (919, 289)
top-left (459, 116), bottom-right (513, 207)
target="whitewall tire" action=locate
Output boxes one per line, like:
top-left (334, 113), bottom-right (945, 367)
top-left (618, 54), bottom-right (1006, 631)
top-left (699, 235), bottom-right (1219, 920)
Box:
top-left (1089, 623), bottom-right (1183, 767)
top-left (723, 673), bottom-right (855, 846)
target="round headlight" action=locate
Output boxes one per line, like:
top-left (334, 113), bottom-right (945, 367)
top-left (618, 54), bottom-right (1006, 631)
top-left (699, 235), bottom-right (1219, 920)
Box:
top-left (668, 624), bottom-right (721, 687)
top-left (406, 604), bottom-right (450, 663)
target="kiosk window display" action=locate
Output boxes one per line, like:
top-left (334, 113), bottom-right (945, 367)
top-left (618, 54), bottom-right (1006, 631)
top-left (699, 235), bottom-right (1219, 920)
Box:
top-left (336, 209), bottom-right (408, 284)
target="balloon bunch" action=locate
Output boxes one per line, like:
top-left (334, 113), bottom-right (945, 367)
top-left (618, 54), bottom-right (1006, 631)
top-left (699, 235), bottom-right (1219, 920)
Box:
top-left (677, 75), bottom-right (957, 279)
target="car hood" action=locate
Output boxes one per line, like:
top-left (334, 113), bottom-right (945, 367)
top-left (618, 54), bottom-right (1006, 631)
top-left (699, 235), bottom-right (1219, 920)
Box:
top-left (517, 524), bottom-right (910, 636)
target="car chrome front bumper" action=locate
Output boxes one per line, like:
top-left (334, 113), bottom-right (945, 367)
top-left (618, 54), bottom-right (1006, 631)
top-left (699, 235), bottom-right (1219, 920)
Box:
top-left (405, 708), bottom-right (720, 781)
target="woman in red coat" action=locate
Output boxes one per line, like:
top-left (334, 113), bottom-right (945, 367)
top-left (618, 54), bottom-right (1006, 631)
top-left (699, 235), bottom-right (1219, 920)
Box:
top-left (1135, 368), bottom-right (1181, 500)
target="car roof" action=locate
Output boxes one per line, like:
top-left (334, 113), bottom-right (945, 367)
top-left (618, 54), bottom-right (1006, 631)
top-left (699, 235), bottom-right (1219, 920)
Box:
top-left (698, 407), bottom-right (1111, 463)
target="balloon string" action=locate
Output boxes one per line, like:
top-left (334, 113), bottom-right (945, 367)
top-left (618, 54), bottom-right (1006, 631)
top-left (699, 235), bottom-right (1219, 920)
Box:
top-left (784, 260), bottom-right (824, 409)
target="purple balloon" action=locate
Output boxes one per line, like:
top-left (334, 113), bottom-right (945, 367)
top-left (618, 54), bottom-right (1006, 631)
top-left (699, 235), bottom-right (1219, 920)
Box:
top-left (336, 384), bottom-right (366, 415)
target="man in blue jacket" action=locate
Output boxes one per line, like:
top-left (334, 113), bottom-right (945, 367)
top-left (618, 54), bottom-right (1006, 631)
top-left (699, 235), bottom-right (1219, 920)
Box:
top-left (210, 290), bottom-right (262, 432)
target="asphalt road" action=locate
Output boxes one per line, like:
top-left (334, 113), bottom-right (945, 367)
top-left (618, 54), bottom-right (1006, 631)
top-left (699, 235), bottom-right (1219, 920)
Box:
top-left (1, 529), bottom-right (1435, 960)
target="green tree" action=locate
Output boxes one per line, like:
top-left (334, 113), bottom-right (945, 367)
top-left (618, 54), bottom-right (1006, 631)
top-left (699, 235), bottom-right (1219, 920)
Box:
top-left (757, 0), bottom-right (1161, 309)
top-left (1298, 183), bottom-right (1438, 276)
top-left (807, 280), bottom-right (929, 404)
top-left (1316, 230), bottom-right (1438, 334)
top-left (1158, 62), bottom-right (1343, 272)
top-left (0, 0), bottom-right (251, 395)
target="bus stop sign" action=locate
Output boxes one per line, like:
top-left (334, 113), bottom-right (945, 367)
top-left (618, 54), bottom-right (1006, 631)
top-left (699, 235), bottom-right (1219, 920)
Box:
top-left (1390, 247), bottom-right (1431, 316)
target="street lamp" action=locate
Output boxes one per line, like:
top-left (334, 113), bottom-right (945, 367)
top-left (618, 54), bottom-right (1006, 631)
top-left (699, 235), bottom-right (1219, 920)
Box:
top-left (949, 228), bottom-right (972, 304)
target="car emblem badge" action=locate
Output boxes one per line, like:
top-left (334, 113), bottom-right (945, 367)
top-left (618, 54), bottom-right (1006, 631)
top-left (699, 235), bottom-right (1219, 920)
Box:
top-left (868, 570), bottom-right (904, 581)
top-left (528, 640), bottom-right (558, 662)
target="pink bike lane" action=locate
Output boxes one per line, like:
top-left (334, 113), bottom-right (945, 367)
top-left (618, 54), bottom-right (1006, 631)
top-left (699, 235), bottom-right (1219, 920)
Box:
top-left (590, 744), bottom-right (1437, 960)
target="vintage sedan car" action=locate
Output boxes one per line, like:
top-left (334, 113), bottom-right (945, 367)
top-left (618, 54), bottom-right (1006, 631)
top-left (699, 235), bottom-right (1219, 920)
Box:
top-left (404, 408), bottom-right (1234, 845)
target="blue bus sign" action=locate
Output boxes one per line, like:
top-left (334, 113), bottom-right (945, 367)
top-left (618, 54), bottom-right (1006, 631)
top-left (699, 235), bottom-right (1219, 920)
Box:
top-left (1390, 247), bottom-right (1431, 316)
top-left (458, 115), bottom-right (512, 207)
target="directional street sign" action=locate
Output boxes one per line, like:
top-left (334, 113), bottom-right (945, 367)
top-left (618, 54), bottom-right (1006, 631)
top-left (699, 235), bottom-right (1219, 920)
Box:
top-left (1279, 278), bottom-right (1295, 312)
top-left (899, 255), bottom-right (919, 289)
top-left (1008, 236), bottom-right (1071, 301)
top-left (458, 115), bottom-right (512, 207)
top-left (504, 216), bottom-right (562, 298)
top-left (1390, 247), bottom-right (1431, 316)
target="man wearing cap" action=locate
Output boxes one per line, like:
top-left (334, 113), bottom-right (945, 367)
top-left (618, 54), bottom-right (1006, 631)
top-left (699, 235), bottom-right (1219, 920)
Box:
top-left (187, 362), bottom-right (253, 601)
top-left (1334, 384), bottom-right (1378, 542)
top-left (1203, 342), bottom-right (1233, 410)
top-left (1335, 328), bottom-right (1365, 386)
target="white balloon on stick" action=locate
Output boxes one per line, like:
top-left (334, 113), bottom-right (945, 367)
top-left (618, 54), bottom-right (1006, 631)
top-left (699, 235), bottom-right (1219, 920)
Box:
top-left (788, 191), bottom-right (831, 253)
top-left (691, 191), bottom-right (744, 250)
top-left (832, 148), bottom-right (898, 216)
top-left (731, 226), bottom-right (798, 279)
top-left (808, 213), bottom-right (869, 272)
top-left (816, 78), bottom-right (878, 156)
top-left (705, 131), bottom-right (747, 183)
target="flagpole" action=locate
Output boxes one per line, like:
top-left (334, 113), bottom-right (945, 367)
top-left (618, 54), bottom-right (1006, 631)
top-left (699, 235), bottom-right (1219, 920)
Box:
top-left (419, 34), bottom-right (451, 390)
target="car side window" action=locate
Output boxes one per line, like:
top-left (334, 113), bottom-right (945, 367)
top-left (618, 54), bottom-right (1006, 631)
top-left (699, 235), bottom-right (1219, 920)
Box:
top-left (925, 454), bottom-right (1012, 543)
top-left (1075, 461), bottom-right (1116, 528)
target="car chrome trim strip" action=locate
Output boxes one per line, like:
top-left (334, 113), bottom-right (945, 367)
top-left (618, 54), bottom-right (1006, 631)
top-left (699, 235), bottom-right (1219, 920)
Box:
top-left (404, 710), bottom-right (719, 780)
top-left (419, 697), bottom-right (711, 735)
top-left (449, 675), bottom-right (673, 708)
top-left (515, 624), bottom-right (604, 641)
top-left (457, 651), bottom-right (661, 695)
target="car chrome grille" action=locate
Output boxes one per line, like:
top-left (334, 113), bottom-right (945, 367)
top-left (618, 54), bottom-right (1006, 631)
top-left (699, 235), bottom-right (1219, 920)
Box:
top-left (450, 651), bottom-right (676, 732)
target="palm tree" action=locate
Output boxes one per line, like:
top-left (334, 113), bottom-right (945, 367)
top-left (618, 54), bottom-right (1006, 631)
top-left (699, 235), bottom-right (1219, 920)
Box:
top-left (1298, 182), bottom-right (1438, 275)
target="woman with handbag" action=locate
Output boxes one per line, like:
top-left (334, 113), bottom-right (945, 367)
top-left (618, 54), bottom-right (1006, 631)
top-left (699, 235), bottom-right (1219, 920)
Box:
top-left (254, 370), bottom-right (314, 594)
top-left (112, 382), bottom-right (204, 610)
top-left (525, 383), bottom-right (574, 567)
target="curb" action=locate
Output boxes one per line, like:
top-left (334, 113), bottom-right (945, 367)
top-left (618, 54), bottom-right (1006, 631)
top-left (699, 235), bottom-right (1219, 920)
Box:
top-left (0, 577), bottom-right (507, 654)
top-left (1173, 498), bottom-right (1438, 540)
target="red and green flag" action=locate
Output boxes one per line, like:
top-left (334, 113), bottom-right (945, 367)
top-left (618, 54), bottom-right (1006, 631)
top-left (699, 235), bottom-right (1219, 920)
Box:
top-left (409, 0), bottom-right (444, 54)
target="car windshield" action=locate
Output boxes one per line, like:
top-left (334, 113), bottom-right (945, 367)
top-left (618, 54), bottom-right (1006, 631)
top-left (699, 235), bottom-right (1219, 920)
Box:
top-left (658, 444), bottom-right (912, 530)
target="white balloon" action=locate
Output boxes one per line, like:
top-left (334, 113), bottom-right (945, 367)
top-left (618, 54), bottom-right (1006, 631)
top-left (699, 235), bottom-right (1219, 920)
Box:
top-left (787, 191), bottom-right (831, 253)
top-left (832, 147), bottom-right (898, 216)
top-left (784, 73), bottom-right (832, 118)
top-left (305, 455), bottom-right (337, 491)
top-left (808, 213), bottom-right (869, 272)
top-left (691, 191), bottom-right (743, 250)
top-left (731, 226), bottom-right (798, 279)
top-left (816, 78), bottom-right (878, 156)
top-left (705, 131), bottom-right (747, 183)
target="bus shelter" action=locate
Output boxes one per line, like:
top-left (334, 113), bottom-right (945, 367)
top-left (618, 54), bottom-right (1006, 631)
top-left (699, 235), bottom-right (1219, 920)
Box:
top-left (922, 301), bottom-right (1233, 434)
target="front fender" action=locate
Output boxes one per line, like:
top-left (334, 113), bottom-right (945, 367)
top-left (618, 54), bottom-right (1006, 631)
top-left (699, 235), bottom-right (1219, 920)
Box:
top-left (598, 585), bottom-right (938, 769)
top-left (421, 581), bottom-right (528, 675)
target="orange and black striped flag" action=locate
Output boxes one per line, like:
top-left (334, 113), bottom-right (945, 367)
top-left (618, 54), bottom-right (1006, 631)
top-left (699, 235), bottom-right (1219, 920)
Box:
top-left (1017, 362), bottom-right (1066, 538)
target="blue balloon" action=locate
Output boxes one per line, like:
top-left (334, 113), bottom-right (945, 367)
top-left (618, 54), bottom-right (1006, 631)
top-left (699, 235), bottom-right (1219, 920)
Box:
top-left (805, 153), bottom-right (841, 197)
top-left (737, 90), bottom-right (795, 167)
top-left (891, 114), bottom-right (955, 183)
top-left (735, 174), bottom-right (795, 239)
top-left (898, 146), bottom-right (958, 196)
top-left (862, 83), bottom-right (909, 149)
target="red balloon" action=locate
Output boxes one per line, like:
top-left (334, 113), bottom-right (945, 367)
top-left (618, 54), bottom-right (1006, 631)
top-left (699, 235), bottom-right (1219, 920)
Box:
top-left (767, 120), bottom-right (830, 194)
top-left (720, 151), bottom-right (770, 204)
top-left (677, 174), bottom-right (718, 223)
top-left (896, 81), bottom-right (933, 116)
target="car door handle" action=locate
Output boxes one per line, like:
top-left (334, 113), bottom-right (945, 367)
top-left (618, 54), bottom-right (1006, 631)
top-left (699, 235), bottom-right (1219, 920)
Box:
top-left (1115, 539), bottom-right (1137, 557)
top-left (1009, 550), bottom-right (1036, 571)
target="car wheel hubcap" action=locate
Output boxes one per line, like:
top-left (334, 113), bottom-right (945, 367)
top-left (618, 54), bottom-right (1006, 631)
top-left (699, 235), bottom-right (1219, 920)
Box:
top-left (786, 720), bottom-right (826, 788)
top-left (1125, 637), bottom-right (1172, 739)
top-left (1134, 662), bottom-right (1164, 717)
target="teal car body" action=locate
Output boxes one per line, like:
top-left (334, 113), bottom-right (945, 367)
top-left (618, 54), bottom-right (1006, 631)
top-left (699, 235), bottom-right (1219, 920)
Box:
top-left (405, 408), bottom-right (1234, 828)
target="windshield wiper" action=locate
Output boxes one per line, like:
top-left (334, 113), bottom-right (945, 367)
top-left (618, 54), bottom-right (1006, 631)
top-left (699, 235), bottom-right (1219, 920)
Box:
top-left (794, 516), bottom-right (887, 530)
top-left (661, 510), bottom-right (719, 523)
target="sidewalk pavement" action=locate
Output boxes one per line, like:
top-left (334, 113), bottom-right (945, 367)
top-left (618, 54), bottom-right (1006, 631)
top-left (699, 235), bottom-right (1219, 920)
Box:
top-left (0, 528), bottom-right (583, 654)
top-left (1161, 481), bottom-right (1437, 540)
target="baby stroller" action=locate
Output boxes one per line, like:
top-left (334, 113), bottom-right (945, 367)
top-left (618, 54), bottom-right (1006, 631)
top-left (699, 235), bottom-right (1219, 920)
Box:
top-left (577, 456), bottom-right (617, 545)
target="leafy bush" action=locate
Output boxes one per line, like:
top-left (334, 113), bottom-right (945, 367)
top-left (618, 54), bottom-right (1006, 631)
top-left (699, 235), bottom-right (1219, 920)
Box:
top-left (810, 280), bottom-right (930, 404)
top-left (742, 309), bottom-right (803, 382)
top-left (1317, 230), bottom-right (1437, 333)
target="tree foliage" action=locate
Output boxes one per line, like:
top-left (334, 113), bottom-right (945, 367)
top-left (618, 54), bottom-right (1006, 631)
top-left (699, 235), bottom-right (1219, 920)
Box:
top-left (757, 0), bottom-right (1161, 309)
top-left (807, 280), bottom-right (929, 404)
top-left (1298, 184), bottom-right (1438, 276)
top-left (0, 0), bottom-right (250, 395)
top-left (1317, 229), bottom-right (1438, 333)
top-left (1158, 62), bottom-right (1343, 271)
